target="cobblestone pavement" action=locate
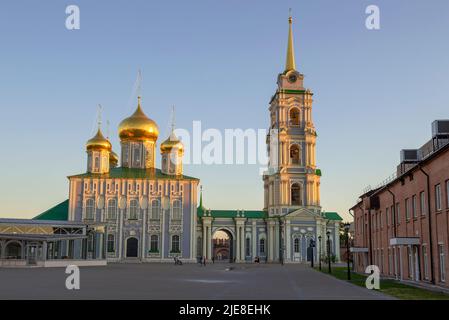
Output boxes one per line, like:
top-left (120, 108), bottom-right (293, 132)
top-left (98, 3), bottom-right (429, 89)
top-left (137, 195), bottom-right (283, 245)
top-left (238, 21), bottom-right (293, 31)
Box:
top-left (0, 263), bottom-right (393, 299)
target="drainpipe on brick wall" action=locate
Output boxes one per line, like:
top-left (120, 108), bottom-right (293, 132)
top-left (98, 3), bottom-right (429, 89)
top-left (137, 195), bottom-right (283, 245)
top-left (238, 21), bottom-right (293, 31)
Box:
top-left (387, 188), bottom-right (397, 238)
top-left (419, 167), bottom-right (435, 285)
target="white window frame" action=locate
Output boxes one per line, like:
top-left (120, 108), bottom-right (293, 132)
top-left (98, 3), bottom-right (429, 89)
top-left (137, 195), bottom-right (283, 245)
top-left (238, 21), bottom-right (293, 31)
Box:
top-left (420, 191), bottom-right (426, 215)
top-left (107, 198), bottom-right (117, 220)
top-left (172, 200), bottom-right (182, 220)
top-left (129, 199), bottom-right (139, 220)
top-left (150, 235), bottom-right (159, 252)
top-left (436, 184), bottom-right (442, 211)
top-left (151, 199), bottom-right (161, 220)
top-left (439, 244), bottom-right (446, 282)
top-left (171, 235), bottom-right (180, 253)
top-left (85, 198), bottom-right (95, 220)
top-left (423, 245), bottom-right (429, 280)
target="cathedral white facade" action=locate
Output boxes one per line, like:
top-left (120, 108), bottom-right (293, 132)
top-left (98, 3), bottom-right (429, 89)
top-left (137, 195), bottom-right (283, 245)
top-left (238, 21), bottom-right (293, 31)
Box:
top-left (0, 16), bottom-right (342, 266)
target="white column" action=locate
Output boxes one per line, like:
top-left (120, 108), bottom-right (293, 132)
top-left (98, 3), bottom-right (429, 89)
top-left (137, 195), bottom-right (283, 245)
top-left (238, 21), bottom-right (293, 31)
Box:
top-left (207, 225), bottom-right (212, 259)
top-left (334, 222), bottom-right (341, 262)
top-left (118, 209), bottom-right (123, 259)
top-left (141, 208), bottom-right (146, 260)
top-left (240, 226), bottom-right (245, 261)
top-left (202, 222), bottom-right (207, 258)
top-left (252, 221), bottom-right (257, 259)
top-left (285, 220), bottom-right (291, 262)
top-left (235, 222), bottom-right (242, 262)
top-left (161, 207), bottom-right (166, 259)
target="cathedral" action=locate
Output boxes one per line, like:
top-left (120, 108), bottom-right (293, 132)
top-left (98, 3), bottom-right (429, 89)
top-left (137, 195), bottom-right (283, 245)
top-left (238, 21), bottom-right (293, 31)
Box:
top-left (0, 16), bottom-right (342, 266)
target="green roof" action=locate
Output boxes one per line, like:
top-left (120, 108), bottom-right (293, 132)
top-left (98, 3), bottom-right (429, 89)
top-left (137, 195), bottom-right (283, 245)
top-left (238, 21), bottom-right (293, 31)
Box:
top-left (33, 200), bottom-right (69, 221)
top-left (68, 167), bottom-right (199, 181)
top-left (197, 206), bottom-right (267, 219)
top-left (324, 212), bottom-right (343, 221)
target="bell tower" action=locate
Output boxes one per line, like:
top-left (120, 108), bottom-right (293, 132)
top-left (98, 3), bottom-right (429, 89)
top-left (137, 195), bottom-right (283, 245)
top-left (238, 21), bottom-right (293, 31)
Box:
top-left (263, 14), bottom-right (321, 217)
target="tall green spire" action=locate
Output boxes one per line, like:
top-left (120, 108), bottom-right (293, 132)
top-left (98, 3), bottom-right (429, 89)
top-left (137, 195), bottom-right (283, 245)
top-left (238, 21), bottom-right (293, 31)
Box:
top-left (198, 185), bottom-right (204, 210)
top-left (284, 14), bottom-right (296, 72)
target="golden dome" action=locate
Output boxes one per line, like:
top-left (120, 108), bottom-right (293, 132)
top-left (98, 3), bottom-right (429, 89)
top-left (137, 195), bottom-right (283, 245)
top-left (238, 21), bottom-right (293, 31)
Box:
top-left (86, 128), bottom-right (112, 152)
top-left (160, 132), bottom-right (184, 154)
top-left (109, 151), bottom-right (119, 166)
top-left (118, 97), bottom-right (159, 142)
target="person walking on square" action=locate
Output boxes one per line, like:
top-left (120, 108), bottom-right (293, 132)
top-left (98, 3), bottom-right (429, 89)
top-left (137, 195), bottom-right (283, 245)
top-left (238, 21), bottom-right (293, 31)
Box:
top-left (203, 256), bottom-right (206, 266)
top-left (212, 256), bottom-right (215, 264)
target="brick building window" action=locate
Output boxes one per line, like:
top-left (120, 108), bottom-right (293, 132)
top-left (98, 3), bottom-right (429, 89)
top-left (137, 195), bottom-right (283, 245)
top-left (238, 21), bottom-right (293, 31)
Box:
top-left (391, 206), bottom-right (394, 225)
top-left (439, 244), bottom-right (446, 282)
top-left (435, 184), bottom-right (442, 211)
top-left (420, 191), bottom-right (426, 215)
top-left (446, 180), bottom-right (449, 208)
top-left (396, 203), bottom-right (401, 225)
top-left (423, 245), bottom-right (429, 280)
top-left (412, 195), bottom-right (417, 218)
top-left (405, 198), bottom-right (410, 220)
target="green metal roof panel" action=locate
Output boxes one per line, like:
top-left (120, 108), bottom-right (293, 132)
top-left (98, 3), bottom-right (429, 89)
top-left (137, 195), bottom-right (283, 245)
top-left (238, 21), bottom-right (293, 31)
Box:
top-left (324, 212), bottom-right (343, 221)
top-left (33, 200), bottom-right (69, 221)
top-left (197, 207), bottom-right (267, 219)
top-left (68, 167), bottom-right (199, 181)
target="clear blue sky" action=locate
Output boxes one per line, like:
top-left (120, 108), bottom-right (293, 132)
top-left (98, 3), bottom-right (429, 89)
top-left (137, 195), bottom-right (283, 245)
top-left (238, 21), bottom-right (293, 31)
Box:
top-left (1, 0), bottom-right (448, 220)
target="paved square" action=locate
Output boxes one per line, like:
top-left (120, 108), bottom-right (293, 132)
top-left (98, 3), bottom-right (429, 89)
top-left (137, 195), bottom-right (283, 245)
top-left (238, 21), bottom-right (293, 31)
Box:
top-left (0, 263), bottom-right (392, 299)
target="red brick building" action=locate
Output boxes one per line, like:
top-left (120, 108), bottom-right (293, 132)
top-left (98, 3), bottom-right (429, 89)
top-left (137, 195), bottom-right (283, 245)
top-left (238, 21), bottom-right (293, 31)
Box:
top-left (350, 120), bottom-right (449, 288)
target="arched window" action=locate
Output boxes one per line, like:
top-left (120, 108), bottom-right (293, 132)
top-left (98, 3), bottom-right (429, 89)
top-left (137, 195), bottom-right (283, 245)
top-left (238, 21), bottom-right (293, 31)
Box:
top-left (107, 234), bottom-right (115, 253)
top-left (107, 199), bottom-right (117, 220)
top-left (290, 144), bottom-right (300, 165)
top-left (172, 200), bottom-right (182, 220)
top-left (171, 235), bottom-right (180, 253)
top-left (294, 237), bottom-right (300, 253)
top-left (150, 235), bottom-right (159, 252)
top-left (289, 108), bottom-right (300, 126)
top-left (129, 199), bottom-right (138, 220)
top-left (259, 238), bottom-right (265, 254)
top-left (94, 156), bottom-right (100, 170)
top-left (85, 199), bottom-right (95, 220)
top-left (291, 183), bottom-right (302, 206)
top-left (5, 241), bottom-right (22, 259)
top-left (151, 200), bottom-right (160, 219)
top-left (246, 237), bottom-right (251, 256)
top-left (133, 144), bottom-right (141, 167)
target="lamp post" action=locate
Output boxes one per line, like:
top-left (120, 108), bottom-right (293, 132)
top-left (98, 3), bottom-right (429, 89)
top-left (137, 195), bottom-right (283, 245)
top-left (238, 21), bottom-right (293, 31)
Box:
top-left (309, 239), bottom-right (315, 268)
top-left (326, 230), bottom-right (331, 274)
top-left (318, 235), bottom-right (322, 271)
top-left (279, 218), bottom-right (284, 265)
top-left (344, 223), bottom-right (351, 280)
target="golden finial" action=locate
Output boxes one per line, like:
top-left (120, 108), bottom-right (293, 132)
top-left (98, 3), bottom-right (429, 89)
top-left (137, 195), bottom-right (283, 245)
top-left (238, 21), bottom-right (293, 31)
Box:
top-left (171, 105), bottom-right (176, 133)
top-left (285, 8), bottom-right (296, 72)
top-left (97, 104), bottom-right (103, 130)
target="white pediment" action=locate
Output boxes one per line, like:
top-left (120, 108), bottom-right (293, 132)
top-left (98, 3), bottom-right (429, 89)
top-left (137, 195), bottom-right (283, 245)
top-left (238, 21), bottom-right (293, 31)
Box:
top-left (285, 207), bottom-right (318, 221)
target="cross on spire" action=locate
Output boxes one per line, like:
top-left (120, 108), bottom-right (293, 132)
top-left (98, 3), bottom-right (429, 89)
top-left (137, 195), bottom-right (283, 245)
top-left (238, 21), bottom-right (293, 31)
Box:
top-left (136, 69), bottom-right (142, 98)
top-left (97, 104), bottom-right (103, 130)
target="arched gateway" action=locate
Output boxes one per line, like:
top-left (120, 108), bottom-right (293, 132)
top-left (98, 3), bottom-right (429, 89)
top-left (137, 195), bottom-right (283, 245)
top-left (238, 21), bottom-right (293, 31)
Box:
top-left (212, 229), bottom-right (234, 262)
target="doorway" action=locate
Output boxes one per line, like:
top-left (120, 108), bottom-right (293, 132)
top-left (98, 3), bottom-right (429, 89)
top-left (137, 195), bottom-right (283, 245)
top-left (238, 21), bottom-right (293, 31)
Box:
top-left (126, 237), bottom-right (138, 258)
